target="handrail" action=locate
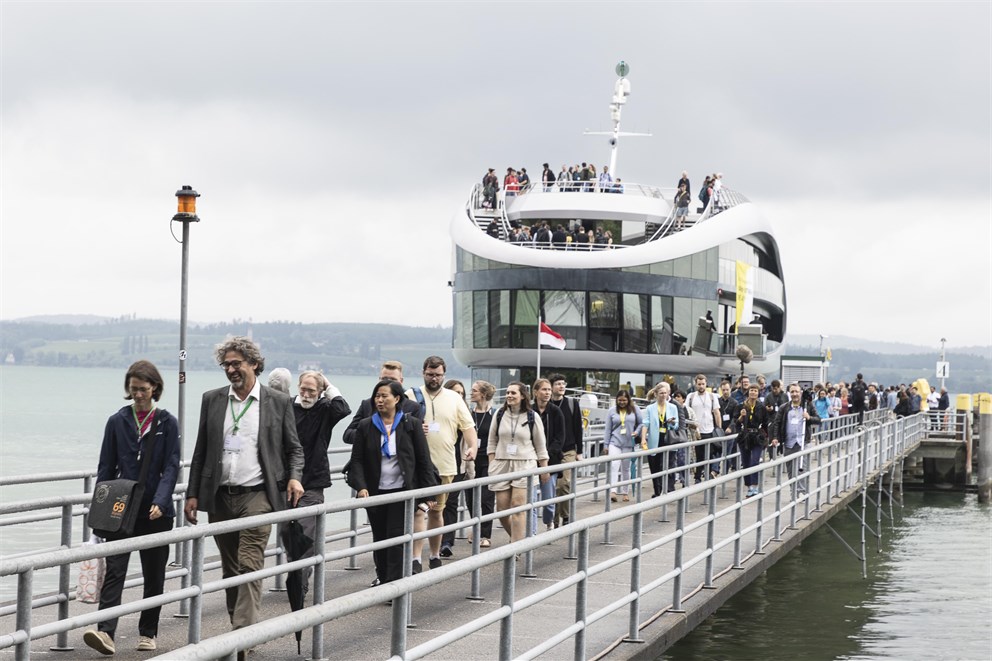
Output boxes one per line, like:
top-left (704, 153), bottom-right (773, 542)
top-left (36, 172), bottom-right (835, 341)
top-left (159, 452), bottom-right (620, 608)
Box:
top-left (0, 412), bottom-right (929, 660)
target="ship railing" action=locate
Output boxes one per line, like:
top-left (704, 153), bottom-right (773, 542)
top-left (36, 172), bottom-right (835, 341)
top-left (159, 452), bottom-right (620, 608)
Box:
top-left (696, 187), bottom-right (750, 223)
top-left (512, 180), bottom-right (670, 199)
top-left (921, 408), bottom-right (967, 437)
top-left (0, 414), bottom-right (928, 660)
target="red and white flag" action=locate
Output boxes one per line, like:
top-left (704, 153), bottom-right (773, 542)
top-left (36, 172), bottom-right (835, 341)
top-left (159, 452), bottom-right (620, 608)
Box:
top-left (539, 322), bottom-right (567, 350)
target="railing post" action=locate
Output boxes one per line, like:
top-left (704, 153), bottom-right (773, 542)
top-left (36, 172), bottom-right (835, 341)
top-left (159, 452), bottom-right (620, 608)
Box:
top-left (565, 464), bottom-right (578, 561)
top-left (403, 498), bottom-right (415, 629)
top-left (311, 511), bottom-right (327, 661)
top-left (188, 536), bottom-right (204, 644)
top-left (176, 527), bottom-right (192, 618)
top-left (15, 569), bottom-right (33, 661)
top-left (623, 509), bottom-right (644, 643)
top-left (49, 504), bottom-right (74, 651)
top-left (733, 473), bottom-right (743, 569)
top-left (523, 474), bottom-right (536, 578)
top-left (574, 528), bottom-right (589, 661)
top-left (469, 483), bottom-right (484, 599)
top-left (704, 484), bottom-right (716, 587)
top-left (773, 461), bottom-right (783, 541)
top-left (271, 543), bottom-right (287, 592)
top-left (754, 482), bottom-right (765, 555)
top-left (345, 490), bottom-right (361, 571)
top-left (671, 497), bottom-right (685, 612)
top-left (603, 458), bottom-right (613, 545)
top-left (814, 445), bottom-right (824, 512)
top-left (498, 556), bottom-right (516, 661)
top-left (82, 475), bottom-right (93, 543)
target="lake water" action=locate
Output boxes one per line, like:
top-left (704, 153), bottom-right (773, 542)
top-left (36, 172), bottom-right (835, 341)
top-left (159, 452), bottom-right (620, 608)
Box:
top-left (2, 366), bottom-right (990, 659)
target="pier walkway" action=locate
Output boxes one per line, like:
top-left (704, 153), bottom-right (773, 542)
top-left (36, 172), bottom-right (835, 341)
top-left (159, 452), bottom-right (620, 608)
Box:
top-left (1, 411), bottom-right (927, 660)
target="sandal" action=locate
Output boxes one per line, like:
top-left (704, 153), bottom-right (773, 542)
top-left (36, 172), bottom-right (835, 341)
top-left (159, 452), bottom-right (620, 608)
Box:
top-left (610, 494), bottom-right (619, 503)
top-left (480, 538), bottom-right (491, 548)
top-left (623, 495), bottom-right (630, 502)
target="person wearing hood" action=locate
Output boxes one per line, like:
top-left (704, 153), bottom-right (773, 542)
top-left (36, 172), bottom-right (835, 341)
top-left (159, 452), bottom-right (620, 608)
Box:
top-left (288, 371), bottom-right (351, 592)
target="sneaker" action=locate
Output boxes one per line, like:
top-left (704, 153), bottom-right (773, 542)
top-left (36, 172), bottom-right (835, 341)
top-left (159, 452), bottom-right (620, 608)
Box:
top-left (429, 556), bottom-right (443, 570)
top-left (83, 630), bottom-right (115, 655)
top-left (411, 559), bottom-right (422, 574)
top-left (370, 577), bottom-right (381, 587)
top-left (439, 544), bottom-right (453, 558)
top-left (136, 636), bottom-right (156, 652)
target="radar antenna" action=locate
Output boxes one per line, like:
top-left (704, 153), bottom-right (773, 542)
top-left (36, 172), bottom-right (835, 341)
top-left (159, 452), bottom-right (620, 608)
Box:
top-left (583, 61), bottom-right (652, 178)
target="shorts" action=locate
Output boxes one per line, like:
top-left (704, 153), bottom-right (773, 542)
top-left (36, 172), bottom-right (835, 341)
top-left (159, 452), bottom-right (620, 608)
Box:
top-left (487, 458), bottom-right (538, 491)
top-left (430, 474), bottom-right (455, 512)
top-left (675, 206), bottom-right (688, 217)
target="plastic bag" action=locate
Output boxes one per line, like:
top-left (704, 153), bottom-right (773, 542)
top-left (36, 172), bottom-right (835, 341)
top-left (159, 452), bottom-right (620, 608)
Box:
top-left (76, 536), bottom-right (105, 604)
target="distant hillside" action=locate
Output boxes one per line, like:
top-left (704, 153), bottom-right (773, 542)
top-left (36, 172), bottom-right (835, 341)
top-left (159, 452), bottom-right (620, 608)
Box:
top-left (0, 319), bottom-right (466, 377)
top-left (788, 334), bottom-right (990, 358)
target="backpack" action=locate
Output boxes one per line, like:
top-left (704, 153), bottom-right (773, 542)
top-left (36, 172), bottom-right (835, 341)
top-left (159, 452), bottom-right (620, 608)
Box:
top-left (495, 407), bottom-right (536, 440)
top-left (411, 387), bottom-right (427, 419)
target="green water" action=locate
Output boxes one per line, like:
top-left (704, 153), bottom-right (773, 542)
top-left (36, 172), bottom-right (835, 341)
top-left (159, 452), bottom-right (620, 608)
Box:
top-left (662, 491), bottom-right (992, 661)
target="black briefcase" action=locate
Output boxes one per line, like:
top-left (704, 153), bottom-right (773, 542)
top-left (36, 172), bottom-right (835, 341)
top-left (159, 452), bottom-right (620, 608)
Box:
top-left (89, 479), bottom-right (145, 538)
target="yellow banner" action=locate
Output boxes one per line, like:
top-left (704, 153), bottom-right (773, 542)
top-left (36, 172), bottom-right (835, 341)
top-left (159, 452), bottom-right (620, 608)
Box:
top-left (735, 260), bottom-right (754, 332)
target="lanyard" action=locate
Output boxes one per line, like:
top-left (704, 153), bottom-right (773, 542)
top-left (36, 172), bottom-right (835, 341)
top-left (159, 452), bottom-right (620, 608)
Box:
top-left (619, 411), bottom-right (627, 428)
top-left (131, 405), bottom-right (156, 438)
top-left (230, 397), bottom-right (254, 434)
top-left (658, 405), bottom-right (666, 429)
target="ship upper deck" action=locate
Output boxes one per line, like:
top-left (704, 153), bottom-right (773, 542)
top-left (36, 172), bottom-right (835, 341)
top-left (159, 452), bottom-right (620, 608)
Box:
top-left (464, 180), bottom-right (752, 251)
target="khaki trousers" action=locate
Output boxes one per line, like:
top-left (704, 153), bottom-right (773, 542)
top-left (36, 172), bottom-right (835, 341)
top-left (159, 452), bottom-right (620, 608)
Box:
top-left (555, 450), bottom-right (578, 525)
top-left (211, 490), bottom-right (273, 629)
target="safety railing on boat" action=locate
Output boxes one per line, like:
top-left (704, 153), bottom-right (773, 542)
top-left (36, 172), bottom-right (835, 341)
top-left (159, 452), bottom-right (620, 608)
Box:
top-left (0, 411), bottom-right (929, 659)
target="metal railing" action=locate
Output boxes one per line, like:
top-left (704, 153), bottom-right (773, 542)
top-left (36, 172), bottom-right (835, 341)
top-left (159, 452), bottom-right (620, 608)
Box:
top-left (1, 412), bottom-right (925, 660)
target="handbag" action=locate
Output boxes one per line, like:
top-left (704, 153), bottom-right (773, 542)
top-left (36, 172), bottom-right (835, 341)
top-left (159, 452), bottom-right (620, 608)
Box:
top-left (89, 423), bottom-right (158, 539)
top-left (76, 537), bottom-right (106, 604)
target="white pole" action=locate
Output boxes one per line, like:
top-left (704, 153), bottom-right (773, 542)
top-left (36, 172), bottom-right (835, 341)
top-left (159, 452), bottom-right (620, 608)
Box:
top-left (536, 317), bottom-right (542, 381)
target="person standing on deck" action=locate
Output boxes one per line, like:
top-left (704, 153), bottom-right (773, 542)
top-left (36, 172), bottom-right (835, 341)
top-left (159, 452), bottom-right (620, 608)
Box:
top-left (549, 373), bottom-right (584, 527)
top-left (770, 383), bottom-right (820, 495)
top-left (406, 356), bottom-right (477, 571)
top-left (686, 375), bottom-right (723, 482)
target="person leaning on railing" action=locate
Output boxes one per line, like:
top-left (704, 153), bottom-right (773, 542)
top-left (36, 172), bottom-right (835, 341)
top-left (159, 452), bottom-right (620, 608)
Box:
top-left (83, 360), bottom-right (181, 656)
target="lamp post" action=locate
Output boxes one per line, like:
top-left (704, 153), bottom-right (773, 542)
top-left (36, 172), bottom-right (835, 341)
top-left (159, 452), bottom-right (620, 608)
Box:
top-left (939, 337), bottom-right (947, 391)
top-left (172, 186), bottom-right (200, 483)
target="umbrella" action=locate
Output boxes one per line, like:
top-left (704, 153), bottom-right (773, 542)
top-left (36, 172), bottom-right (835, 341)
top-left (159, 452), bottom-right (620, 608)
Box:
top-left (280, 515), bottom-right (313, 654)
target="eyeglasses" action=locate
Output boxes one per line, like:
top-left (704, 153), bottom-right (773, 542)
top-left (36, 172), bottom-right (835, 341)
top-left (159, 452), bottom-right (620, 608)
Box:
top-left (220, 360), bottom-right (244, 370)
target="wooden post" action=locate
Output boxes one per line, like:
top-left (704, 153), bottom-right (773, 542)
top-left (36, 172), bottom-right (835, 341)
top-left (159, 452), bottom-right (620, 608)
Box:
top-left (977, 393), bottom-right (991, 504)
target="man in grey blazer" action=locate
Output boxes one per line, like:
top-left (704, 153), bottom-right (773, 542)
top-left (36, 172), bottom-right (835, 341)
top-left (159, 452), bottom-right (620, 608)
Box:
top-left (184, 337), bottom-right (304, 637)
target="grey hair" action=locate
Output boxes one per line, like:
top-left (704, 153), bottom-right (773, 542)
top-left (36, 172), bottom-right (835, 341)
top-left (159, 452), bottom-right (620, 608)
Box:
top-left (267, 367), bottom-right (292, 394)
top-left (214, 336), bottom-right (265, 375)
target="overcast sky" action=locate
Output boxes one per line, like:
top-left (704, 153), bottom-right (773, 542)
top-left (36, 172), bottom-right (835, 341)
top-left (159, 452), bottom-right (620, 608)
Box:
top-left (2, 1), bottom-right (989, 352)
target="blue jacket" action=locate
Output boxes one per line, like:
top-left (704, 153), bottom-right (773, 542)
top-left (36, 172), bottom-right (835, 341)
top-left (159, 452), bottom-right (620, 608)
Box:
top-left (642, 402), bottom-right (680, 449)
top-left (98, 406), bottom-right (181, 518)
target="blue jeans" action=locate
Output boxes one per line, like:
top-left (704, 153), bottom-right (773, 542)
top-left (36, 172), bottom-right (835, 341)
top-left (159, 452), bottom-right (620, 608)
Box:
top-left (530, 475), bottom-right (557, 534)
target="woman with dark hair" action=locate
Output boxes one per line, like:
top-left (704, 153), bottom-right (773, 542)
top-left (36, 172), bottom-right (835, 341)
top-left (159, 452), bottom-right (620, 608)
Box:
top-left (83, 360), bottom-right (181, 656)
top-left (488, 382), bottom-right (549, 543)
top-left (737, 384), bottom-right (769, 497)
top-left (605, 389), bottom-right (643, 502)
top-left (347, 380), bottom-right (437, 584)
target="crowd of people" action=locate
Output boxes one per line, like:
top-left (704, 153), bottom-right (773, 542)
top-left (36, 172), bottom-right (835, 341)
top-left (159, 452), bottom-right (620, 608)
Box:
top-left (482, 163), bottom-right (625, 208)
top-left (82, 341), bottom-right (942, 656)
top-left (487, 218), bottom-right (616, 249)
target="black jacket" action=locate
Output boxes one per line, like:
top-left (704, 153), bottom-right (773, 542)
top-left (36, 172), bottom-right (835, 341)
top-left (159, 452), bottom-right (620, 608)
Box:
top-left (718, 395), bottom-right (740, 435)
top-left (346, 413), bottom-right (438, 498)
top-left (551, 396), bottom-right (584, 454)
top-left (770, 403), bottom-right (821, 447)
top-left (535, 403), bottom-right (565, 466)
top-left (293, 395), bottom-right (351, 490)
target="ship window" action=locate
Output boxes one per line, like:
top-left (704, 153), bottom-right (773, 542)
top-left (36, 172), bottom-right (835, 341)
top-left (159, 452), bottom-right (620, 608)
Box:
top-left (673, 297), bottom-right (692, 350)
top-left (650, 296), bottom-right (675, 354)
top-left (454, 292), bottom-right (473, 349)
top-left (649, 260), bottom-right (674, 276)
top-left (673, 256), bottom-right (692, 279)
top-left (589, 292), bottom-right (619, 352)
top-left (473, 291), bottom-right (489, 349)
top-left (622, 294), bottom-right (649, 354)
top-left (512, 290), bottom-right (539, 348)
top-left (489, 290), bottom-right (510, 348)
top-left (543, 291), bottom-right (587, 350)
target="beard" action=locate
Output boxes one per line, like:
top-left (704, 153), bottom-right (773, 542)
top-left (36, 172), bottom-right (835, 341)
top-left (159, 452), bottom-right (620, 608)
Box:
top-left (299, 395), bottom-right (318, 409)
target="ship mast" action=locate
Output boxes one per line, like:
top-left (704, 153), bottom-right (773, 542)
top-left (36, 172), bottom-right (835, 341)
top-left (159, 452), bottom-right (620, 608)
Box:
top-left (584, 61), bottom-right (651, 179)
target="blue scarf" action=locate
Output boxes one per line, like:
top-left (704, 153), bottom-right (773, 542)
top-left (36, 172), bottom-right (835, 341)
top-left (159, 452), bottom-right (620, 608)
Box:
top-left (372, 410), bottom-right (404, 458)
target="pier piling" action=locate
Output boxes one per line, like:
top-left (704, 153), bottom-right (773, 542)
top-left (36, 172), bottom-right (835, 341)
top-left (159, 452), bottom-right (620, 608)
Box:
top-left (978, 393), bottom-right (991, 504)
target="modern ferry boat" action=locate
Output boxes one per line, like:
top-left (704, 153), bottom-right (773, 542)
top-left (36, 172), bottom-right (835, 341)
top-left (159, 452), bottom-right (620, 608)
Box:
top-left (449, 64), bottom-right (786, 397)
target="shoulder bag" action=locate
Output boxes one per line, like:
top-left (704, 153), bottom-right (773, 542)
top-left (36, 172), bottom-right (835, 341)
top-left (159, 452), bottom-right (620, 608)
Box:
top-left (89, 423), bottom-right (158, 539)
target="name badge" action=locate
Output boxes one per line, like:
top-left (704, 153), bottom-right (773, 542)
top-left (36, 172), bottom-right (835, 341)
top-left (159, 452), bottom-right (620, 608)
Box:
top-left (723, 414), bottom-right (730, 421)
top-left (223, 433), bottom-right (242, 453)
top-left (620, 427), bottom-right (627, 435)
top-left (506, 443), bottom-right (518, 456)
top-left (428, 421), bottom-right (441, 433)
